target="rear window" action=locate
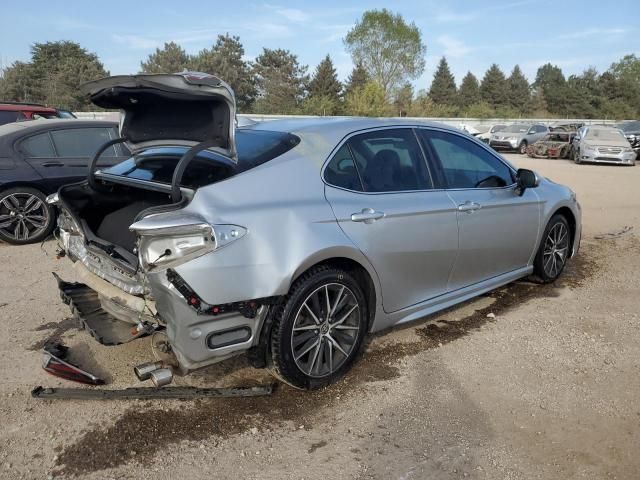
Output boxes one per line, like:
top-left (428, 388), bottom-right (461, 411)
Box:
top-left (103, 129), bottom-right (300, 188)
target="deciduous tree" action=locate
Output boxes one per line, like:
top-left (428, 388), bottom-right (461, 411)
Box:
top-left (344, 9), bottom-right (426, 95)
top-left (0, 41), bottom-right (107, 110)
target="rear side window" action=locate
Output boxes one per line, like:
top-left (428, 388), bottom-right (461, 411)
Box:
top-left (324, 144), bottom-right (363, 191)
top-left (346, 129), bottom-right (432, 192)
top-left (50, 128), bottom-right (116, 157)
top-left (0, 111), bottom-right (24, 125)
top-left (21, 133), bottom-right (55, 157)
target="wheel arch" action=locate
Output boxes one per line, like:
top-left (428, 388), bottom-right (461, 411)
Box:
top-left (290, 250), bottom-right (380, 331)
top-left (551, 206), bottom-right (577, 258)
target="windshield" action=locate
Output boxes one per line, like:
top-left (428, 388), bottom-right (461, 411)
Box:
top-left (103, 129), bottom-right (300, 188)
top-left (490, 124), bottom-right (506, 133)
top-left (502, 124), bottom-right (529, 133)
top-left (584, 128), bottom-right (627, 142)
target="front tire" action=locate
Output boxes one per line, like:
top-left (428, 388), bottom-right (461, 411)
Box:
top-left (270, 265), bottom-right (368, 390)
top-left (518, 141), bottom-right (528, 154)
top-left (573, 148), bottom-right (582, 164)
top-left (0, 187), bottom-right (55, 245)
top-left (532, 214), bottom-right (571, 283)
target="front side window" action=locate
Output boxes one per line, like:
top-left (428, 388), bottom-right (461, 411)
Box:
top-left (422, 130), bottom-right (514, 189)
top-left (50, 128), bottom-right (116, 157)
top-left (20, 133), bottom-right (55, 157)
top-left (346, 128), bottom-right (432, 192)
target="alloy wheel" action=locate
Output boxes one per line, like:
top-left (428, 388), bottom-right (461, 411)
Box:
top-left (0, 192), bottom-right (51, 242)
top-left (291, 282), bottom-right (361, 378)
top-left (542, 222), bottom-right (569, 278)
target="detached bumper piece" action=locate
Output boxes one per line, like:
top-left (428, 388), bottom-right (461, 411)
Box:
top-left (54, 273), bottom-right (155, 346)
top-left (31, 384), bottom-right (274, 400)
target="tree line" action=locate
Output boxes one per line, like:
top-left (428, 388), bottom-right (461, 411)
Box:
top-left (1, 9), bottom-right (639, 119)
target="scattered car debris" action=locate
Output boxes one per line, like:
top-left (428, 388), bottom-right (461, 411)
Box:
top-left (594, 226), bottom-right (634, 240)
top-left (526, 132), bottom-right (576, 159)
top-left (42, 342), bottom-right (105, 385)
top-left (31, 384), bottom-right (274, 400)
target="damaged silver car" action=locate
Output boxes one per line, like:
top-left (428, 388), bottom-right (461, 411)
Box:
top-left (50, 72), bottom-right (582, 390)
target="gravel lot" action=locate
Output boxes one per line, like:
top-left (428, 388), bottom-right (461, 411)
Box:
top-left (1, 153), bottom-right (639, 479)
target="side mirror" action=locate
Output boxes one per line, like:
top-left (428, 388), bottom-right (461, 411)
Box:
top-left (516, 168), bottom-right (539, 196)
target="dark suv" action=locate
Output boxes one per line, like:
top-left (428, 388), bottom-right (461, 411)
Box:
top-left (0, 102), bottom-right (76, 126)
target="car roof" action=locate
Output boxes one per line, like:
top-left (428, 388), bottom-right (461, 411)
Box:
top-left (0, 103), bottom-right (58, 113)
top-left (0, 119), bottom-right (118, 138)
top-left (246, 117), bottom-right (462, 141)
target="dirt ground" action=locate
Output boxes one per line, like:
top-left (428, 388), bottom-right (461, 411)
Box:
top-left (1, 154), bottom-right (639, 479)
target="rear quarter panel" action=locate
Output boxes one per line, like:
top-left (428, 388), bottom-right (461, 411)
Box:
top-left (167, 148), bottom-right (382, 307)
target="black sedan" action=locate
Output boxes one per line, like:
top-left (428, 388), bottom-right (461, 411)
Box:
top-left (0, 119), bottom-right (128, 245)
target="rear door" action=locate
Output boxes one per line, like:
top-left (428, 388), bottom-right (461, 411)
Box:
top-left (418, 128), bottom-right (541, 291)
top-left (21, 126), bottom-right (127, 189)
top-left (324, 127), bottom-right (459, 313)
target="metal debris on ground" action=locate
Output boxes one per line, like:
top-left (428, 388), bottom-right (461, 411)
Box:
top-left (594, 226), bottom-right (634, 240)
top-left (31, 384), bottom-right (275, 400)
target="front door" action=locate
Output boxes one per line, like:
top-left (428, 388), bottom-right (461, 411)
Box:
top-left (419, 128), bottom-right (541, 291)
top-left (324, 128), bottom-right (459, 313)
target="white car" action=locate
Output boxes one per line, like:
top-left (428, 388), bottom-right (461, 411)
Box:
top-left (477, 124), bottom-right (507, 144)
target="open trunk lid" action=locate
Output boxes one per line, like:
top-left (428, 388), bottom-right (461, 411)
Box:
top-left (81, 72), bottom-right (237, 160)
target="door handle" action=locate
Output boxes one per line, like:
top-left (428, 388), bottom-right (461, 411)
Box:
top-left (42, 162), bottom-right (64, 167)
top-left (457, 201), bottom-right (482, 213)
top-left (351, 208), bottom-right (385, 224)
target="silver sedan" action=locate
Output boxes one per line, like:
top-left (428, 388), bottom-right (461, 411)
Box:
top-left (53, 73), bottom-right (582, 390)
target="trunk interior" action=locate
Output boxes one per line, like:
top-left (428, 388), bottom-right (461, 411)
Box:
top-left (60, 182), bottom-right (175, 254)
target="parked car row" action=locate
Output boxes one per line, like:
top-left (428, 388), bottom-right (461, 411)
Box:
top-left (480, 120), bottom-right (637, 166)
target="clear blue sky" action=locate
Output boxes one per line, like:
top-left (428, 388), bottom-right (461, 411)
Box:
top-left (1, 0), bottom-right (637, 90)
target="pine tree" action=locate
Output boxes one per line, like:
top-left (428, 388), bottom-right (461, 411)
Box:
top-left (140, 42), bottom-right (191, 74)
top-left (533, 63), bottom-right (569, 115)
top-left (506, 65), bottom-right (530, 113)
top-left (428, 57), bottom-right (457, 106)
top-left (457, 71), bottom-right (480, 108)
top-left (308, 55), bottom-right (342, 102)
top-left (480, 64), bottom-right (508, 109)
top-left (192, 34), bottom-right (256, 111)
top-left (344, 63), bottom-right (370, 97)
top-left (252, 48), bottom-right (309, 114)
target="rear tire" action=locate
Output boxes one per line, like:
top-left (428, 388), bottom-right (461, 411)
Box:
top-left (269, 265), bottom-right (368, 390)
top-left (532, 214), bottom-right (571, 283)
top-left (0, 187), bottom-right (55, 245)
